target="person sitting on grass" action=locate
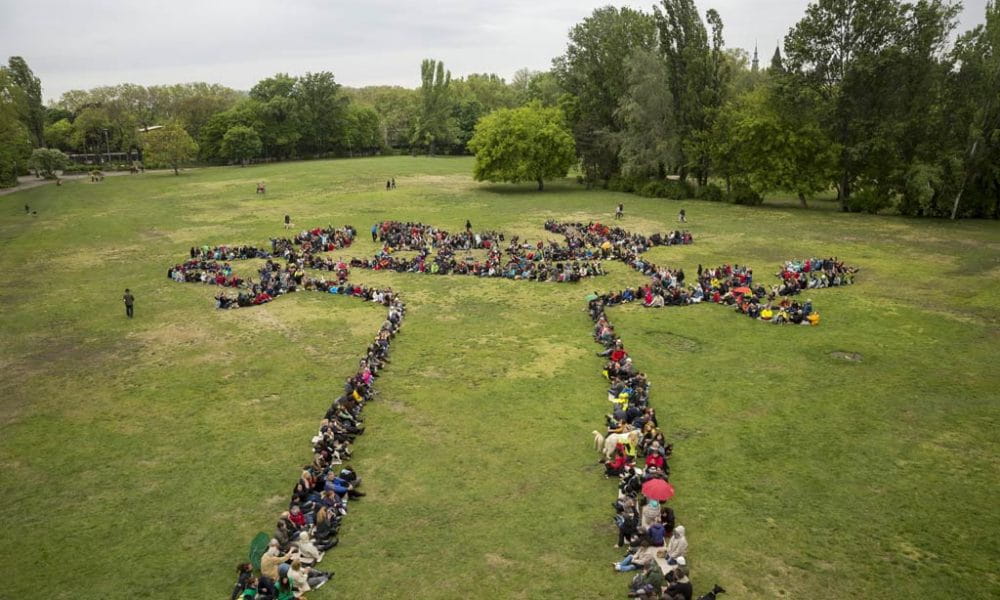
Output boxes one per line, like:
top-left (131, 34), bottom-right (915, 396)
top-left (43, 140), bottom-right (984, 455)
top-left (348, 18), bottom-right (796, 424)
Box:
top-left (605, 443), bottom-right (631, 477)
top-left (627, 558), bottom-right (664, 598)
top-left (665, 525), bottom-right (688, 562)
top-left (261, 540), bottom-right (295, 583)
top-left (614, 537), bottom-right (659, 572)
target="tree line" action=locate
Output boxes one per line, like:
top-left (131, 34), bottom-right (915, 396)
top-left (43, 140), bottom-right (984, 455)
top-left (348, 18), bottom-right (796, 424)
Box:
top-left (1, 0), bottom-right (996, 217)
top-left (553, 0), bottom-right (999, 218)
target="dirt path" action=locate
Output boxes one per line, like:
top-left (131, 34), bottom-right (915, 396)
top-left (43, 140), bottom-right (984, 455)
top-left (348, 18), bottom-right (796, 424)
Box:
top-left (0, 170), bottom-right (175, 197)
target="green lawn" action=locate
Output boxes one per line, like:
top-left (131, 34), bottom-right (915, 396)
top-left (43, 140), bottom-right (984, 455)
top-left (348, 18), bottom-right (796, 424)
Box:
top-left (1, 156), bottom-right (998, 599)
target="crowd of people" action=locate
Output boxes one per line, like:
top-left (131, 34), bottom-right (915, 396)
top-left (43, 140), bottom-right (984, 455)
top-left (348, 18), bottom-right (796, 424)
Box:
top-left (353, 220), bottom-right (611, 282)
top-left (588, 246), bottom-right (858, 325)
top-left (162, 216), bottom-right (858, 597)
top-left (169, 232), bottom-right (404, 599)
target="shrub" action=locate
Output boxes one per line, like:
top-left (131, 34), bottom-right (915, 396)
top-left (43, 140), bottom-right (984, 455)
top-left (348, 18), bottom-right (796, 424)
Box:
top-left (848, 186), bottom-right (895, 214)
top-left (697, 183), bottom-right (725, 202)
top-left (28, 148), bottom-right (70, 179)
top-left (729, 184), bottom-right (763, 206)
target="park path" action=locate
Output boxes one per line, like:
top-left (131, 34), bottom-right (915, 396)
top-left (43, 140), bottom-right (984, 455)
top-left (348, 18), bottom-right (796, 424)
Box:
top-left (0, 170), bottom-right (176, 197)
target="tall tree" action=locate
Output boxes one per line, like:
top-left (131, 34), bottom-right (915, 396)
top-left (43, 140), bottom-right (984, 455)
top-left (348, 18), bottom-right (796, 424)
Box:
top-left (784, 0), bottom-right (908, 210)
top-left (654, 1), bottom-right (732, 184)
top-left (947, 1), bottom-right (1000, 218)
top-left (615, 49), bottom-right (677, 178)
top-left (411, 59), bottom-right (454, 155)
top-left (7, 57), bottom-right (44, 147)
top-left (0, 68), bottom-right (32, 186)
top-left (553, 6), bottom-right (656, 184)
top-left (221, 125), bottom-right (262, 166)
top-left (294, 71), bottom-right (348, 155)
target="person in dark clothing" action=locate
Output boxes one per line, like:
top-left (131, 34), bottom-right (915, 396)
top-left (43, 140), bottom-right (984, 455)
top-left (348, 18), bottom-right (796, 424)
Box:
top-left (386, 179), bottom-right (391, 190)
top-left (371, 224), bottom-right (378, 242)
top-left (465, 219), bottom-right (472, 231)
top-left (123, 289), bottom-right (135, 318)
top-left (664, 574), bottom-right (693, 600)
top-left (230, 563), bottom-right (253, 600)
top-left (696, 584), bottom-right (726, 600)
top-left (391, 177), bottom-right (396, 189)
top-left (24, 204), bottom-right (29, 214)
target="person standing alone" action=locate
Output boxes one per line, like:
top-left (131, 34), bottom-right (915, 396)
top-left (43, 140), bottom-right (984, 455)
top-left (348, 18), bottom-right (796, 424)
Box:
top-left (615, 203), bottom-right (624, 220)
top-left (123, 289), bottom-right (135, 319)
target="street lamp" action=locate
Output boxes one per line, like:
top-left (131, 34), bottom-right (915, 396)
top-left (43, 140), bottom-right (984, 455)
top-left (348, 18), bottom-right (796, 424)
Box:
top-left (102, 128), bottom-right (111, 165)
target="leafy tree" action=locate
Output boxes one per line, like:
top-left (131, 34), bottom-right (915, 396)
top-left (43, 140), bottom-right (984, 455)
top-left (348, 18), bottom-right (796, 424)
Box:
top-left (70, 107), bottom-right (112, 156)
top-left (946, 0), bottom-right (1000, 218)
top-left (293, 71), bottom-right (348, 155)
top-left (344, 104), bottom-right (383, 155)
top-left (0, 69), bottom-right (32, 187)
top-left (412, 59), bottom-right (454, 154)
top-left (711, 85), bottom-right (837, 205)
top-left (28, 147), bottom-right (69, 178)
top-left (785, 0), bottom-right (909, 210)
top-left (654, 0), bottom-right (727, 184)
top-left (7, 57), bottom-right (44, 147)
top-left (43, 118), bottom-right (74, 150)
top-left (468, 103), bottom-right (576, 191)
top-left (553, 6), bottom-right (656, 184)
top-left (143, 123), bottom-right (198, 174)
top-left (615, 49), bottom-right (676, 178)
top-left (344, 86), bottom-right (419, 149)
top-left (221, 125), bottom-right (262, 165)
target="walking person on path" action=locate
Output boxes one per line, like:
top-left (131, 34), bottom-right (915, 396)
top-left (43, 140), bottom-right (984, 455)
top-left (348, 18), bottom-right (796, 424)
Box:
top-left (123, 289), bottom-right (135, 319)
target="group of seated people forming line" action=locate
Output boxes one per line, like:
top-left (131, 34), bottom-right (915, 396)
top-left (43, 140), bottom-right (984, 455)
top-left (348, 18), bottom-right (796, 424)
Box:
top-left (349, 220), bottom-right (694, 284)
top-left (594, 255), bottom-right (858, 325)
top-left (588, 294), bottom-right (725, 600)
top-left (227, 302), bottom-right (404, 597)
top-left (173, 229), bottom-right (407, 599)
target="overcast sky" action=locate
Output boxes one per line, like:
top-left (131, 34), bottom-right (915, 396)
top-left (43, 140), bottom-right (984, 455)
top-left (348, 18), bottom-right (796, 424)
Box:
top-left (0, 0), bottom-right (989, 102)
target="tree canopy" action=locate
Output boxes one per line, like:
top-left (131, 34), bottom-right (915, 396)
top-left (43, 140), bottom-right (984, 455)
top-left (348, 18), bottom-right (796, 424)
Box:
top-left (468, 104), bottom-right (576, 191)
top-left (143, 123), bottom-right (198, 174)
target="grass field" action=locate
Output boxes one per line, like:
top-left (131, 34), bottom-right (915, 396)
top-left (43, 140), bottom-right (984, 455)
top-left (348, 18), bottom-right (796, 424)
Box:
top-left (1, 156), bottom-right (998, 599)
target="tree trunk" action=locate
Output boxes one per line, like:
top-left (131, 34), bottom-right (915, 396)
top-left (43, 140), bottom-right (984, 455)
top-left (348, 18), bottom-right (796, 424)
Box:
top-left (837, 170), bottom-right (851, 212)
top-left (173, 164), bottom-right (179, 175)
top-left (951, 139), bottom-right (978, 220)
top-left (537, 178), bottom-right (544, 191)
top-left (798, 192), bottom-right (808, 208)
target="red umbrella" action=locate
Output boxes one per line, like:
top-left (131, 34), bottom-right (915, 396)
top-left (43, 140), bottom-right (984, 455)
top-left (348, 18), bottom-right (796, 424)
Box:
top-left (732, 286), bottom-right (752, 295)
top-left (642, 479), bottom-right (675, 501)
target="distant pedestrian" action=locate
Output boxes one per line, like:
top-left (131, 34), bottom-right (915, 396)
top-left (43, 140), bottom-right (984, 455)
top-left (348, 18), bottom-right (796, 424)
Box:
top-left (256, 182), bottom-right (266, 194)
top-left (391, 177), bottom-right (396, 189)
top-left (678, 209), bottom-right (686, 223)
top-left (284, 214), bottom-right (292, 229)
top-left (371, 224), bottom-right (378, 242)
top-left (24, 204), bottom-right (29, 214)
top-left (123, 289), bottom-right (135, 318)
top-left (386, 179), bottom-right (391, 190)
top-left (465, 219), bottom-right (472, 231)
top-left (615, 203), bottom-right (623, 220)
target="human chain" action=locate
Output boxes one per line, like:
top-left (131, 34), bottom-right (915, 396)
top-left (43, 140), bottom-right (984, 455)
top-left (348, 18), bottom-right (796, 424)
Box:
top-left (166, 220), bottom-right (854, 599)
